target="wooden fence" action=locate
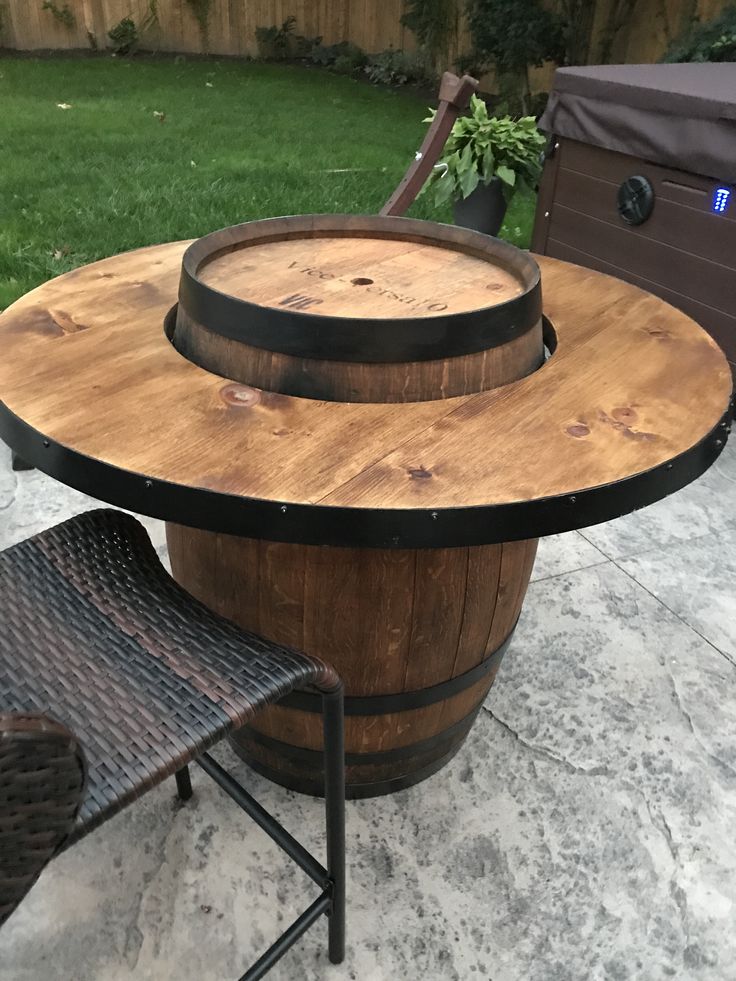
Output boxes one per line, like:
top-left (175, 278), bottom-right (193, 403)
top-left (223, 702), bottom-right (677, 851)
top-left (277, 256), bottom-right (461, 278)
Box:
top-left (0, 0), bottom-right (730, 88)
top-left (0, 1), bottom-right (416, 56)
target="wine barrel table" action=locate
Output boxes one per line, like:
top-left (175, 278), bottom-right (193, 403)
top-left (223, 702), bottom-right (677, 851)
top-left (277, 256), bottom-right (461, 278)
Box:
top-left (0, 215), bottom-right (731, 800)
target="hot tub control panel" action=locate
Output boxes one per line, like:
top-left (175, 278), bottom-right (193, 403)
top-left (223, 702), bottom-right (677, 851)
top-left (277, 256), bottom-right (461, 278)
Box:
top-left (712, 186), bottom-right (732, 214)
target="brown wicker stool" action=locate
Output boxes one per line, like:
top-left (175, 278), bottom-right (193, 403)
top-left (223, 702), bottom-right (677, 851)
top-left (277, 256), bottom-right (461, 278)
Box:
top-left (0, 509), bottom-right (345, 980)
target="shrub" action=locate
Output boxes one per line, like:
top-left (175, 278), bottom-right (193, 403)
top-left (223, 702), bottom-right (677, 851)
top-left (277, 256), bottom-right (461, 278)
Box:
top-left (255, 15), bottom-right (319, 60)
top-left (255, 15), bottom-right (317, 60)
top-left (309, 41), bottom-right (337, 66)
top-left (255, 23), bottom-right (284, 60)
top-left (465, 0), bottom-right (563, 115)
top-left (455, 51), bottom-right (486, 80)
top-left (365, 49), bottom-right (428, 86)
top-left (663, 4), bottom-right (736, 62)
top-left (333, 47), bottom-right (366, 75)
top-left (108, 17), bottom-right (138, 55)
top-left (401, 0), bottom-right (459, 71)
top-left (309, 41), bottom-right (366, 74)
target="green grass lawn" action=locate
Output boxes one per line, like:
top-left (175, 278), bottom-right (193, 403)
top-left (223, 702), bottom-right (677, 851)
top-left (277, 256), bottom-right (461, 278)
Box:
top-left (0, 56), bottom-right (536, 309)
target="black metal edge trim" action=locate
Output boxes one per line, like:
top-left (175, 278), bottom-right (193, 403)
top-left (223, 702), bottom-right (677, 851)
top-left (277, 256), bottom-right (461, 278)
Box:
top-left (178, 215), bottom-right (542, 364)
top-left (282, 632), bottom-right (512, 715)
top-left (241, 703), bottom-right (482, 767)
top-left (178, 270), bottom-right (542, 364)
top-left (239, 741), bottom-right (464, 799)
top-left (0, 399), bottom-right (730, 549)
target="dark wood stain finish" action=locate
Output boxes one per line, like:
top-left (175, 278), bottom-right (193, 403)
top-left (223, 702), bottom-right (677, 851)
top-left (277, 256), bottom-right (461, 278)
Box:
top-left (0, 225), bottom-right (731, 793)
top-left (0, 242), bottom-right (728, 544)
top-left (172, 215), bottom-right (544, 403)
top-left (167, 215), bottom-right (546, 794)
top-left (167, 526), bottom-right (531, 795)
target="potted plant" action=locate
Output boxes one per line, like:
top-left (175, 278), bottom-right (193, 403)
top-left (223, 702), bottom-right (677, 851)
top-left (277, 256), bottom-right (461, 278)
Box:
top-left (424, 94), bottom-right (546, 235)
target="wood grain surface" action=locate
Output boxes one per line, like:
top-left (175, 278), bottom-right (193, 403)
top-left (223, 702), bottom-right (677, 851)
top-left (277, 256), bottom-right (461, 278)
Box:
top-left (0, 240), bottom-right (730, 547)
top-left (173, 303), bottom-right (544, 403)
top-left (170, 222), bottom-right (544, 794)
top-left (170, 228), bottom-right (542, 794)
top-left (167, 524), bottom-right (536, 793)
top-left (175, 216), bottom-right (543, 403)
top-left (198, 234), bottom-right (523, 319)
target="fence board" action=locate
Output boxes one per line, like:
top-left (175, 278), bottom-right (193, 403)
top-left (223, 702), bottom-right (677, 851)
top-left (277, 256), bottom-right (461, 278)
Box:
top-left (1, 0), bottom-right (730, 88)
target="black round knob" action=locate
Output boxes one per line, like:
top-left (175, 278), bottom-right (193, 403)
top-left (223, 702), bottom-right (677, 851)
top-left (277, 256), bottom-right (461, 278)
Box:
top-left (617, 176), bottom-right (654, 226)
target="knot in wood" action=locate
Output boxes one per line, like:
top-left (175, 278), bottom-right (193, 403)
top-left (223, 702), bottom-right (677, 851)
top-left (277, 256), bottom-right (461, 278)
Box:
top-left (612, 407), bottom-right (638, 424)
top-left (220, 383), bottom-right (261, 407)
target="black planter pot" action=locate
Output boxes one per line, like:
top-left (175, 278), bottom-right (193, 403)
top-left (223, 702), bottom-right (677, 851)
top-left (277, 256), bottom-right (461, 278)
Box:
top-left (453, 178), bottom-right (508, 237)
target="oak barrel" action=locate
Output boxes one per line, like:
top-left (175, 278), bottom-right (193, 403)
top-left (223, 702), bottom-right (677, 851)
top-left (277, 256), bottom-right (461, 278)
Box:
top-left (167, 214), bottom-right (543, 796)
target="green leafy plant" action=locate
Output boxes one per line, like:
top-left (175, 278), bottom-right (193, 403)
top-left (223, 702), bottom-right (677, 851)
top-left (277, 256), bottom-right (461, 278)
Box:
top-left (465, 0), bottom-right (563, 115)
top-left (255, 15), bottom-right (299, 60)
top-left (454, 50), bottom-right (486, 80)
top-left (401, 0), bottom-right (459, 72)
top-left (108, 17), bottom-right (138, 55)
top-left (185, 0), bottom-right (211, 52)
top-left (309, 40), bottom-right (365, 74)
top-left (41, 1), bottom-right (75, 29)
top-left (663, 3), bottom-right (736, 62)
top-left (309, 41), bottom-right (338, 65)
top-left (364, 49), bottom-right (428, 87)
top-left (425, 94), bottom-right (545, 207)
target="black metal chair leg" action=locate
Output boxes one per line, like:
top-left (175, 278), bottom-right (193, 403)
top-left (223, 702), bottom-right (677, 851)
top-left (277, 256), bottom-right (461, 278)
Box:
top-left (322, 682), bottom-right (346, 964)
top-left (11, 452), bottom-right (33, 472)
top-left (175, 766), bottom-right (193, 801)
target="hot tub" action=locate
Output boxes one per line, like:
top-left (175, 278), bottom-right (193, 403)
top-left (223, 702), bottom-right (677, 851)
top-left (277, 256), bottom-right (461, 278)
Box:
top-left (533, 63), bottom-right (736, 376)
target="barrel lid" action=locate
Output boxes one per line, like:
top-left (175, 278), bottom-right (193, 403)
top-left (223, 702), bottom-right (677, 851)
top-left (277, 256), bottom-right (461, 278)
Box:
top-left (198, 227), bottom-right (523, 319)
top-left (179, 215), bottom-right (542, 363)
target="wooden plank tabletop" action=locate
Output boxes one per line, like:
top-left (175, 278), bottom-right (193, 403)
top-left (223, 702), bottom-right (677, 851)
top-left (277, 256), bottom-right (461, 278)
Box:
top-left (0, 241), bottom-right (731, 547)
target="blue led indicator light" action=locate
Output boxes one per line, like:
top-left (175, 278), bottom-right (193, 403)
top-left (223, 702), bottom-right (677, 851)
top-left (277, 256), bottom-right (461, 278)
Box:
top-left (712, 187), bottom-right (731, 214)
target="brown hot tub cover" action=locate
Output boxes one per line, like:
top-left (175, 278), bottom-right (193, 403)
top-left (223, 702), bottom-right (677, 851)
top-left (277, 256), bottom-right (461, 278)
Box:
top-left (539, 63), bottom-right (736, 182)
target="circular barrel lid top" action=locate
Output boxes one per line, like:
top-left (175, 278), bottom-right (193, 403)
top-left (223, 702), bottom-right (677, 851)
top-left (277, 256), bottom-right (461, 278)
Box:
top-left (0, 215), bottom-right (731, 548)
top-left (197, 228), bottom-right (523, 317)
top-left (178, 215), bottom-right (541, 363)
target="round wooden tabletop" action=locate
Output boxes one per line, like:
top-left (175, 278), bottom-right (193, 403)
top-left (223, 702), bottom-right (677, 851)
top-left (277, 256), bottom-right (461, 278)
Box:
top-left (0, 237), bottom-right (731, 548)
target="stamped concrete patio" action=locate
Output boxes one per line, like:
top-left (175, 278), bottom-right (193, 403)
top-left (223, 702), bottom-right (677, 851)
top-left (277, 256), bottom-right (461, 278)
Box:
top-left (1, 436), bottom-right (734, 981)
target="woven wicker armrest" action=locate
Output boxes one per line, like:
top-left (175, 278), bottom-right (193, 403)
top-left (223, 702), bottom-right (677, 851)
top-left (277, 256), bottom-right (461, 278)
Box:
top-left (0, 714), bottom-right (86, 928)
top-left (0, 509), bottom-right (338, 836)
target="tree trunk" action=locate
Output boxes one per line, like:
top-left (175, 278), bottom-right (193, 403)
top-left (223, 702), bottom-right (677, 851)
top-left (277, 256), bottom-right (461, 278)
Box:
top-left (521, 66), bottom-right (531, 115)
top-left (595, 0), bottom-right (638, 64)
top-left (560, 0), bottom-right (597, 65)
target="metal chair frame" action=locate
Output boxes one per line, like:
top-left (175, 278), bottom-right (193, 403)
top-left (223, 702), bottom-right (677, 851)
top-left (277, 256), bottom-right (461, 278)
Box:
top-left (0, 509), bottom-right (346, 980)
top-left (182, 681), bottom-right (345, 980)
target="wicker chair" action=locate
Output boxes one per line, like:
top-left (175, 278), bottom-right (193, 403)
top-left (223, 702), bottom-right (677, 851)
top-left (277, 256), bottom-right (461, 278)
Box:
top-left (0, 509), bottom-right (345, 980)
